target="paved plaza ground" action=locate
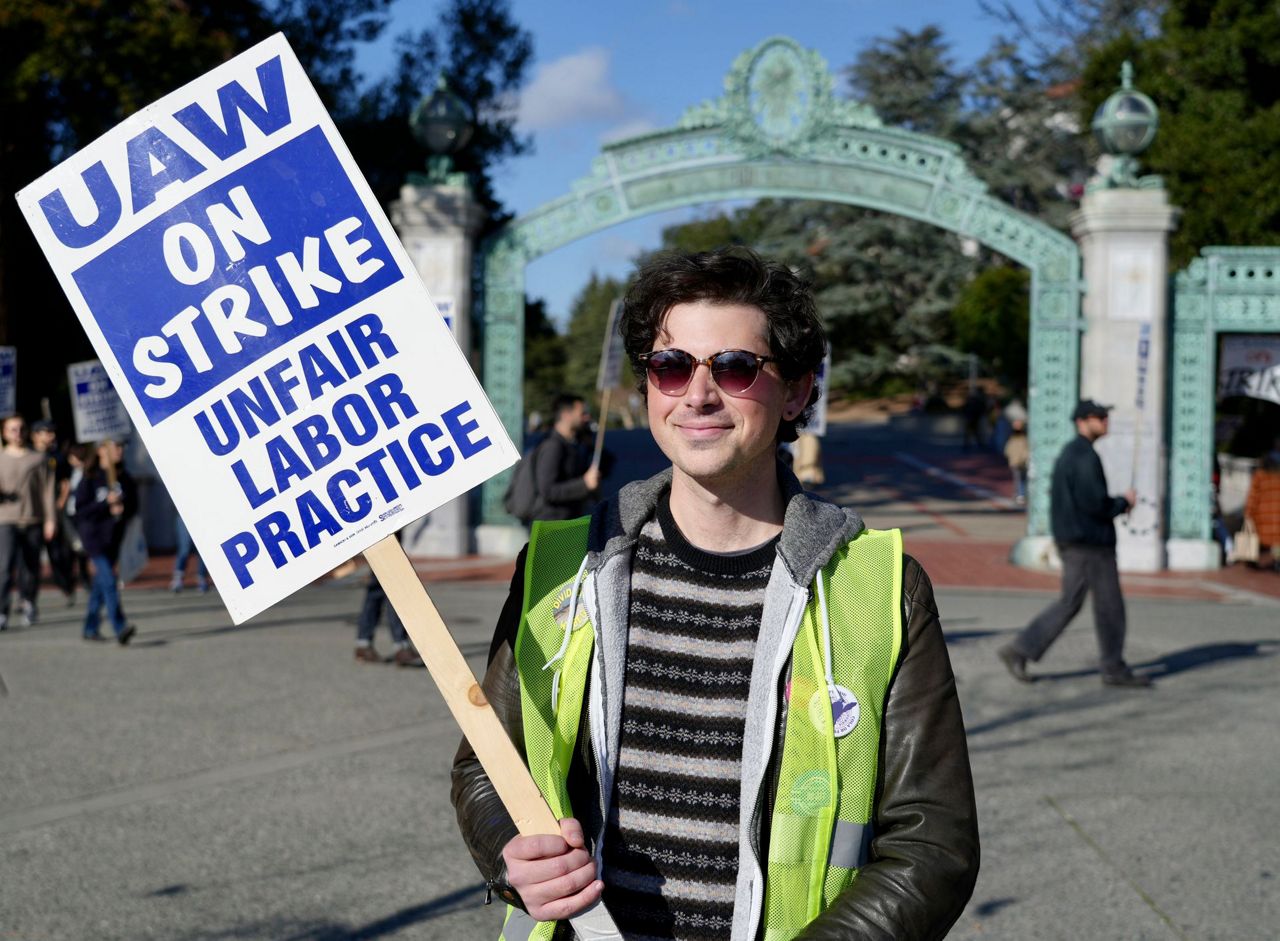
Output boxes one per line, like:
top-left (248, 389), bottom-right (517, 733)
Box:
top-left (2, 414), bottom-right (1277, 940)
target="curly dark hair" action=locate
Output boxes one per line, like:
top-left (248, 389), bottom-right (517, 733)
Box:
top-left (620, 248), bottom-right (827, 442)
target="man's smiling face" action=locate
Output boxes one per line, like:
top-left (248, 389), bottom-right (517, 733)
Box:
top-left (646, 300), bottom-right (809, 490)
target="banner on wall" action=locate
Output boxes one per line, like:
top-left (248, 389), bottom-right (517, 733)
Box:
top-left (16, 35), bottom-right (518, 623)
top-left (1218, 336), bottom-right (1280, 406)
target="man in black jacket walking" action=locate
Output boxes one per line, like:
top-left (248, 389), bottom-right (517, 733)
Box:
top-left (531, 393), bottom-right (600, 521)
top-left (998, 400), bottom-right (1152, 688)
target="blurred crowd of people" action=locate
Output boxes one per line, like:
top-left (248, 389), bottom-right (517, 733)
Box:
top-left (0, 413), bottom-right (139, 643)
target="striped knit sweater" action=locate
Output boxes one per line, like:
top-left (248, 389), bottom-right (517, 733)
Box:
top-left (600, 495), bottom-right (777, 941)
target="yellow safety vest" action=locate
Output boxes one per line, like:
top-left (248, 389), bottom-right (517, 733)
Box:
top-left (498, 516), bottom-right (903, 941)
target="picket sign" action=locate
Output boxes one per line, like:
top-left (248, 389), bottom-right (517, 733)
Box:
top-left (17, 33), bottom-right (619, 937)
top-left (591, 297), bottom-right (625, 469)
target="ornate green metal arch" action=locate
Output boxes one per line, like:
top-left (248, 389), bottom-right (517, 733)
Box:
top-left (1169, 247), bottom-right (1280, 540)
top-left (477, 37), bottom-right (1082, 532)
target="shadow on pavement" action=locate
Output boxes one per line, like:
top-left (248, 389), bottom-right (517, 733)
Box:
top-left (1025, 639), bottom-right (1278, 684)
top-left (178, 883), bottom-right (487, 941)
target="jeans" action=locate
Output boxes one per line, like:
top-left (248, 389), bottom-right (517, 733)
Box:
top-left (173, 516), bottom-right (208, 583)
top-left (1012, 544), bottom-right (1127, 674)
top-left (84, 554), bottom-right (127, 638)
top-left (356, 579), bottom-right (406, 645)
top-left (0, 523), bottom-right (44, 615)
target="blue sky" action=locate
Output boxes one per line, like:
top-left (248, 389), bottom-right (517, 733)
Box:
top-left (358, 0), bottom-right (1043, 323)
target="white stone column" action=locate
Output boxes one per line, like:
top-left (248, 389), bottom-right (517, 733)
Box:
top-left (1069, 188), bottom-right (1178, 572)
top-left (390, 180), bottom-right (484, 558)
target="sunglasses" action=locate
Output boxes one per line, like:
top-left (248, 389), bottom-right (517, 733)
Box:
top-left (639, 348), bottom-right (778, 397)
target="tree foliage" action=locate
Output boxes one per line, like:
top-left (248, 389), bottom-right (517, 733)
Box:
top-left (523, 296), bottom-right (565, 429)
top-left (0, 0), bottom-right (531, 421)
top-left (951, 266), bottom-right (1030, 389)
top-left (344, 0), bottom-right (532, 230)
top-left (1079, 0), bottom-right (1280, 266)
top-left (561, 273), bottom-right (628, 403)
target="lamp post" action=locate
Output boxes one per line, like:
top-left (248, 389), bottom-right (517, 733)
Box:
top-left (1089, 61), bottom-right (1161, 190)
top-left (410, 75), bottom-right (475, 185)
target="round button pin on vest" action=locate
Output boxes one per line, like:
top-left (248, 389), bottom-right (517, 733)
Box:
top-left (810, 684), bottom-right (860, 737)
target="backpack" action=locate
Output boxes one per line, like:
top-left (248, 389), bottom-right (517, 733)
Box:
top-left (503, 439), bottom-right (545, 523)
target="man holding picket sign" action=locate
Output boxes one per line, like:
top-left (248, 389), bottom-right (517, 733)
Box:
top-left (19, 34), bottom-right (623, 940)
top-left (453, 249), bottom-right (979, 939)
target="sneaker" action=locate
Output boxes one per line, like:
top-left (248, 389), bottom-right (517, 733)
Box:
top-left (170, 576), bottom-right (184, 593)
top-left (354, 645), bottom-right (381, 664)
top-left (0, 613), bottom-right (6, 631)
top-left (392, 647), bottom-right (424, 667)
top-left (117, 625), bottom-right (137, 646)
top-left (196, 579), bottom-right (210, 594)
top-left (17, 600), bottom-right (35, 627)
top-left (1101, 669), bottom-right (1152, 689)
top-left (997, 644), bottom-right (1032, 683)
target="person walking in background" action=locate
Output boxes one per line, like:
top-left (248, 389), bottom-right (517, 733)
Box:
top-left (74, 439), bottom-right (137, 645)
top-left (792, 429), bottom-right (825, 486)
top-left (0, 414), bottom-right (55, 628)
top-left (170, 514), bottom-right (209, 593)
top-left (1243, 442), bottom-right (1280, 570)
top-left (961, 386), bottom-right (988, 452)
top-left (998, 400), bottom-right (1150, 688)
top-left (531, 393), bottom-right (600, 521)
top-left (1004, 417), bottom-right (1030, 506)
top-left (353, 576), bottom-right (423, 666)
top-left (31, 419), bottom-right (76, 604)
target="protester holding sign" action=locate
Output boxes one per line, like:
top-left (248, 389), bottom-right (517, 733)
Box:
top-left (0, 414), bottom-right (56, 628)
top-left (452, 249), bottom-right (979, 940)
top-left (531, 394), bottom-right (599, 521)
top-left (73, 439), bottom-right (137, 644)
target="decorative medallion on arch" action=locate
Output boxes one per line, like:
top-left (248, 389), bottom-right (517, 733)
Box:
top-left (1169, 247), bottom-right (1280, 543)
top-left (476, 36), bottom-right (1082, 533)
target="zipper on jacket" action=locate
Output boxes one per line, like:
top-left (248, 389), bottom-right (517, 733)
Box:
top-left (745, 583), bottom-right (810, 934)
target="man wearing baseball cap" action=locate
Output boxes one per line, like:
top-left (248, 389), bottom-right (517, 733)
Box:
top-left (997, 399), bottom-right (1152, 688)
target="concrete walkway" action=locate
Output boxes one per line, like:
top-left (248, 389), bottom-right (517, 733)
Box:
top-left (1, 414), bottom-right (1276, 939)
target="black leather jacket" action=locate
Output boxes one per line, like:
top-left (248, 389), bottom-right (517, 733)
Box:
top-left (452, 469), bottom-right (979, 940)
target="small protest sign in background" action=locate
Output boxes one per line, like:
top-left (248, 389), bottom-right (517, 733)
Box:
top-left (68, 359), bottom-right (132, 443)
top-left (0, 347), bottom-right (15, 416)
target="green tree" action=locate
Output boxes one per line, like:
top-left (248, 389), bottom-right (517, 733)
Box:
top-left (951, 266), bottom-right (1031, 389)
top-left (344, 0), bottom-right (532, 233)
top-left (522, 296), bottom-right (565, 432)
top-left (1080, 0), bottom-right (1280, 266)
top-left (845, 25), bottom-right (964, 136)
top-left (562, 273), bottom-right (627, 405)
top-left (0, 0), bottom-right (531, 421)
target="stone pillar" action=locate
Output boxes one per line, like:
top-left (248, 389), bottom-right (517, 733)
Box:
top-left (1069, 188), bottom-right (1178, 572)
top-left (390, 180), bottom-right (484, 557)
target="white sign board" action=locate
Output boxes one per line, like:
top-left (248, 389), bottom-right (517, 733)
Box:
top-left (68, 359), bottom-right (132, 442)
top-left (16, 35), bottom-right (518, 623)
top-left (807, 349), bottom-right (832, 437)
top-left (1219, 335), bottom-right (1280, 406)
top-left (597, 298), bottom-right (626, 391)
top-left (0, 347), bottom-right (14, 416)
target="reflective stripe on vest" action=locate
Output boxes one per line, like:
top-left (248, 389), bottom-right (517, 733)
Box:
top-left (503, 518), bottom-right (902, 941)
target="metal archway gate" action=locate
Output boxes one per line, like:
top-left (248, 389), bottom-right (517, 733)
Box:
top-left (476, 37), bottom-right (1081, 537)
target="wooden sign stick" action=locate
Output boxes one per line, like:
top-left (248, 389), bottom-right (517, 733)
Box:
top-left (591, 387), bottom-right (611, 470)
top-left (362, 534), bottom-right (621, 938)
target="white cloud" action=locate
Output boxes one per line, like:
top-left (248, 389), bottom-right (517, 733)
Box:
top-left (518, 47), bottom-right (629, 131)
top-left (601, 118), bottom-right (660, 144)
